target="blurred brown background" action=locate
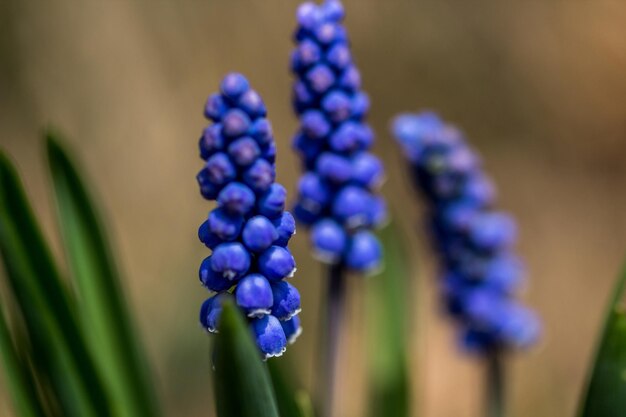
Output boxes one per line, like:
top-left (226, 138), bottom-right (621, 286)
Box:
top-left (1, 1), bottom-right (625, 416)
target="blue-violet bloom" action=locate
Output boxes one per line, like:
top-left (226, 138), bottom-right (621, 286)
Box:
top-left (197, 73), bottom-right (302, 359)
top-left (392, 112), bottom-right (540, 353)
top-left (290, 0), bottom-right (386, 273)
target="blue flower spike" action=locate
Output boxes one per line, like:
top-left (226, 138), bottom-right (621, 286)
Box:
top-left (196, 73), bottom-right (302, 359)
top-left (392, 112), bottom-right (540, 354)
top-left (291, 0), bottom-right (386, 274)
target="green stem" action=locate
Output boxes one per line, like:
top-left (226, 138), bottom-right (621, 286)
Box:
top-left (320, 263), bottom-right (346, 417)
top-left (486, 349), bottom-right (505, 417)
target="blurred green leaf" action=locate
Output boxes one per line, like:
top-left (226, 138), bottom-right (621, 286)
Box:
top-left (0, 304), bottom-right (47, 417)
top-left (0, 152), bottom-right (111, 417)
top-left (294, 391), bottom-right (315, 417)
top-left (46, 132), bottom-right (161, 417)
top-left (268, 358), bottom-right (309, 417)
top-left (367, 223), bottom-right (411, 417)
top-left (213, 300), bottom-right (280, 417)
top-left (579, 262), bottom-right (626, 417)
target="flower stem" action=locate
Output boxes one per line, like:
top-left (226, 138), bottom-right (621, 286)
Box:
top-left (321, 263), bottom-right (346, 417)
top-left (486, 349), bottom-right (505, 417)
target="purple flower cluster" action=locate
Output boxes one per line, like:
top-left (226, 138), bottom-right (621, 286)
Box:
top-left (392, 112), bottom-right (540, 353)
top-left (290, 0), bottom-right (386, 273)
top-left (196, 73), bottom-right (302, 359)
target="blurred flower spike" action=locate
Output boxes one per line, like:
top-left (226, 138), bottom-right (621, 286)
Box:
top-left (196, 73), bottom-right (302, 359)
top-left (290, 0), bottom-right (387, 274)
top-left (392, 112), bottom-right (541, 353)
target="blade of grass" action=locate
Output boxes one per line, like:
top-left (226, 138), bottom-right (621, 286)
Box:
top-left (295, 391), bottom-right (315, 417)
top-left (0, 151), bottom-right (111, 417)
top-left (268, 358), bottom-right (307, 417)
top-left (0, 304), bottom-right (47, 417)
top-left (367, 223), bottom-right (411, 417)
top-left (2, 282), bottom-right (64, 417)
top-left (579, 262), bottom-right (626, 417)
top-left (213, 300), bottom-right (280, 417)
top-left (46, 132), bottom-right (161, 417)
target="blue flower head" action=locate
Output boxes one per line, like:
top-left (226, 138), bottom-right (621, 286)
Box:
top-left (197, 73), bottom-right (302, 359)
top-left (392, 112), bottom-right (540, 353)
top-left (291, 0), bottom-right (386, 273)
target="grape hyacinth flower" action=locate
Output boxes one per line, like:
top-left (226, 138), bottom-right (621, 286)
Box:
top-left (392, 112), bottom-right (540, 354)
top-left (196, 73), bottom-right (302, 359)
top-left (290, 2), bottom-right (385, 416)
top-left (290, 0), bottom-right (386, 273)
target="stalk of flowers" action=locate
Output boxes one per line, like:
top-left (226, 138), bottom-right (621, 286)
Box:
top-left (290, 0), bottom-right (386, 273)
top-left (392, 112), bottom-right (540, 353)
top-left (196, 73), bottom-right (302, 359)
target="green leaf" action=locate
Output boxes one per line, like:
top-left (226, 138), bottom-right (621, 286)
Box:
top-left (45, 132), bottom-right (161, 417)
top-left (294, 391), bottom-right (315, 417)
top-left (367, 223), bottom-right (411, 417)
top-left (4, 295), bottom-right (65, 417)
top-left (212, 300), bottom-right (280, 417)
top-left (579, 262), bottom-right (626, 417)
top-left (0, 151), bottom-right (111, 417)
top-left (268, 358), bottom-right (310, 417)
top-left (0, 305), bottom-right (47, 417)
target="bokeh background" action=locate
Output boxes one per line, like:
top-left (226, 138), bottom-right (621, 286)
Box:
top-left (1, 1), bottom-right (625, 416)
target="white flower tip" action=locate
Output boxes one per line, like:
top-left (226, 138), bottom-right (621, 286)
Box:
top-left (224, 270), bottom-right (237, 280)
top-left (346, 214), bottom-right (368, 229)
top-left (361, 262), bottom-right (384, 278)
top-left (288, 327), bottom-right (303, 345)
top-left (312, 249), bottom-right (340, 264)
top-left (263, 347), bottom-right (287, 361)
top-left (247, 308), bottom-right (271, 318)
top-left (279, 308), bottom-right (302, 322)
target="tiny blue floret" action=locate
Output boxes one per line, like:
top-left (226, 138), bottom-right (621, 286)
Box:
top-left (252, 315), bottom-right (288, 358)
top-left (280, 315), bottom-right (303, 345)
top-left (235, 274), bottom-right (274, 317)
top-left (270, 280), bottom-right (302, 320)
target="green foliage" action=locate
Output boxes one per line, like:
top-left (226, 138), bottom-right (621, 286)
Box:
top-left (46, 133), bottom-right (161, 417)
top-left (579, 263), bottom-right (626, 417)
top-left (0, 131), bottom-right (286, 417)
top-left (367, 223), bottom-right (411, 417)
top-left (268, 358), bottom-right (312, 417)
top-left (0, 305), bottom-right (46, 417)
top-left (0, 150), bottom-right (111, 417)
top-left (212, 300), bottom-right (280, 417)
top-left (0, 133), bottom-right (161, 417)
